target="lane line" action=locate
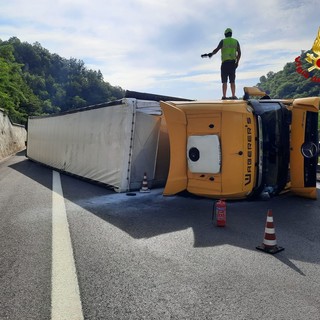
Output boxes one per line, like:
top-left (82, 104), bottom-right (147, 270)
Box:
top-left (51, 171), bottom-right (84, 320)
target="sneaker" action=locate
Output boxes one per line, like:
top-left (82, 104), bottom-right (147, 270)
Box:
top-left (221, 96), bottom-right (227, 100)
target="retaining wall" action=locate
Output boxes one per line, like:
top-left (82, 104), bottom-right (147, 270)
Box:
top-left (0, 109), bottom-right (27, 160)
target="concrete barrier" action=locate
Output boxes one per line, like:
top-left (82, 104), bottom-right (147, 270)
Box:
top-left (0, 108), bottom-right (27, 161)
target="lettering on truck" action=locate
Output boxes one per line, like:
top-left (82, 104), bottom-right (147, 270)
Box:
top-left (245, 117), bottom-right (253, 186)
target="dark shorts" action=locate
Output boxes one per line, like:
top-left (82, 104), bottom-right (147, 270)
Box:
top-left (221, 60), bottom-right (236, 83)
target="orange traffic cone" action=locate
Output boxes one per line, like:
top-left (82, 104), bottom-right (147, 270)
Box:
top-left (256, 209), bottom-right (284, 254)
top-left (140, 172), bottom-right (150, 193)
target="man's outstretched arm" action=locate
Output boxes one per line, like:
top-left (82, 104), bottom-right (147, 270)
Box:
top-left (201, 40), bottom-right (223, 58)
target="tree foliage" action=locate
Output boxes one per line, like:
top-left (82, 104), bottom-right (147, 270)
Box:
top-left (0, 37), bottom-right (125, 124)
top-left (256, 51), bottom-right (320, 99)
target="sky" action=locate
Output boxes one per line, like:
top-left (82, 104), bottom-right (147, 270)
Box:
top-left (0, 0), bottom-right (319, 100)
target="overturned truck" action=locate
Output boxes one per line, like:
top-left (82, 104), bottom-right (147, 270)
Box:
top-left (27, 88), bottom-right (319, 199)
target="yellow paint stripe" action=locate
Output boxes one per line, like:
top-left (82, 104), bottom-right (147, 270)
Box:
top-left (51, 171), bottom-right (84, 320)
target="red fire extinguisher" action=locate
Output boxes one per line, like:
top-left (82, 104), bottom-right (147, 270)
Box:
top-left (213, 199), bottom-right (226, 227)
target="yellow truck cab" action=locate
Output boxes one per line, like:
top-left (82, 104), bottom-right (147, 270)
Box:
top-left (160, 87), bottom-right (319, 199)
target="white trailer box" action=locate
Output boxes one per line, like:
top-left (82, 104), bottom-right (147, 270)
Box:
top-left (27, 98), bottom-right (169, 192)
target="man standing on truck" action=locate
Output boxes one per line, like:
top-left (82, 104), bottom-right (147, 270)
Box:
top-left (202, 28), bottom-right (241, 100)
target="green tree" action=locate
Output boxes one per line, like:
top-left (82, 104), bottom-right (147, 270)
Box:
top-left (0, 44), bottom-right (41, 123)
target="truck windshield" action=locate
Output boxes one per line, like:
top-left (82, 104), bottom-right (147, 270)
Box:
top-left (257, 102), bottom-right (290, 195)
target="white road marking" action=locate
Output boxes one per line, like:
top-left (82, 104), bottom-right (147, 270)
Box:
top-left (51, 171), bottom-right (84, 320)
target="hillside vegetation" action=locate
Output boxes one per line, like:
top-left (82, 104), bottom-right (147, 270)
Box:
top-left (0, 37), bottom-right (124, 124)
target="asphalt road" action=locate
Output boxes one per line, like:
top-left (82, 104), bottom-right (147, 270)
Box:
top-left (1, 152), bottom-right (320, 320)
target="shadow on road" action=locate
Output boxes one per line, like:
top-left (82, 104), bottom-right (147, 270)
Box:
top-left (9, 157), bottom-right (320, 274)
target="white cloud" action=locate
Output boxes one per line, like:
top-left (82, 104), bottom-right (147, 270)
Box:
top-left (0, 0), bottom-right (319, 100)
